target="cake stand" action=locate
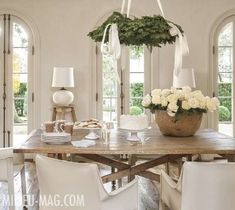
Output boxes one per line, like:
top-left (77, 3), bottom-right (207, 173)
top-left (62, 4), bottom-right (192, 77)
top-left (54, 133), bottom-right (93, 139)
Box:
top-left (81, 127), bottom-right (101, 140)
top-left (120, 128), bottom-right (148, 142)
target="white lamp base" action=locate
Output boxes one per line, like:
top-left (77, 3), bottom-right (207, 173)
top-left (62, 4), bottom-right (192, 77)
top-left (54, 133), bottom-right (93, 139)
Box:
top-left (53, 90), bottom-right (74, 106)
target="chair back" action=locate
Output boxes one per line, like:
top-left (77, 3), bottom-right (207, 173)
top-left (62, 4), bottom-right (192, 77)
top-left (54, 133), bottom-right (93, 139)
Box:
top-left (36, 155), bottom-right (108, 210)
top-left (0, 148), bottom-right (13, 181)
top-left (181, 162), bottom-right (235, 210)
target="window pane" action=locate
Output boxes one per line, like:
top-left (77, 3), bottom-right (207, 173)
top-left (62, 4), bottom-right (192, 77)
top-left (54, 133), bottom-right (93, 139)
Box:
top-left (218, 83), bottom-right (232, 97)
top-left (102, 53), bottom-right (117, 123)
top-left (218, 97), bottom-right (232, 122)
top-left (130, 46), bottom-right (144, 73)
top-left (13, 22), bottom-right (28, 47)
top-left (13, 21), bottom-right (29, 141)
top-left (218, 22), bottom-right (233, 46)
top-left (218, 73), bottom-right (232, 83)
top-left (13, 98), bottom-right (27, 124)
top-left (129, 46), bottom-right (144, 114)
top-left (13, 74), bottom-right (27, 97)
top-left (103, 98), bottom-right (117, 122)
top-left (13, 48), bottom-right (28, 73)
top-left (218, 22), bottom-right (233, 137)
top-left (218, 47), bottom-right (233, 73)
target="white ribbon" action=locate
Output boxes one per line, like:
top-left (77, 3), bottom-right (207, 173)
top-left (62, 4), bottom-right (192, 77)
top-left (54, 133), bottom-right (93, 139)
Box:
top-left (101, 23), bottom-right (121, 83)
top-left (156, 0), bottom-right (189, 76)
top-left (121, 0), bottom-right (132, 17)
top-left (100, 0), bottom-right (133, 83)
top-left (121, 0), bottom-right (126, 14)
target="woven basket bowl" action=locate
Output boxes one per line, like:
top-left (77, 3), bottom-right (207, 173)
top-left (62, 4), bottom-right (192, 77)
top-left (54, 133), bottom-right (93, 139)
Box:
top-left (155, 110), bottom-right (203, 137)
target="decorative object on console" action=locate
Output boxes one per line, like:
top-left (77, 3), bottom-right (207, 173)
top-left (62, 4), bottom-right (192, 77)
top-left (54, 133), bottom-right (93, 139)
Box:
top-left (52, 67), bottom-right (74, 106)
top-left (120, 114), bottom-right (149, 141)
top-left (42, 121), bottom-right (55, 133)
top-left (173, 68), bottom-right (196, 88)
top-left (74, 119), bottom-right (102, 140)
top-left (142, 87), bottom-right (219, 137)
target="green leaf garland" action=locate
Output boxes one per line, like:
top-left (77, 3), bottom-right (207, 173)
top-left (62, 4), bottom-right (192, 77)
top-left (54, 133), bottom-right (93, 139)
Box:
top-left (88, 12), bottom-right (184, 47)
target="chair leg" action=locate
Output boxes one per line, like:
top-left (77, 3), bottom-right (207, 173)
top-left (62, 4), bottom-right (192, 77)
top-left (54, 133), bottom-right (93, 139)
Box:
top-left (7, 158), bottom-right (15, 210)
top-left (8, 181), bottom-right (15, 210)
top-left (21, 166), bottom-right (28, 208)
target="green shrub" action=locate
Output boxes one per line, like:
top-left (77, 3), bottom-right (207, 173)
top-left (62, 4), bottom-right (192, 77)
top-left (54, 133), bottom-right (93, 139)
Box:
top-left (130, 106), bottom-right (143, 115)
top-left (219, 105), bottom-right (231, 122)
top-left (218, 83), bottom-right (232, 114)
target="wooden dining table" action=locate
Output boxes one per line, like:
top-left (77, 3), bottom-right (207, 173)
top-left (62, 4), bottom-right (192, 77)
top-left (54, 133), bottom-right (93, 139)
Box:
top-left (13, 126), bottom-right (235, 184)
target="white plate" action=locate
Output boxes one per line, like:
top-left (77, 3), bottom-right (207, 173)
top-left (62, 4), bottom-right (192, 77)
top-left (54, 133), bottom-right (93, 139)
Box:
top-left (74, 127), bottom-right (101, 130)
top-left (42, 132), bottom-right (71, 137)
top-left (41, 132), bottom-right (71, 144)
top-left (43, 140), bottom-right (71, 145)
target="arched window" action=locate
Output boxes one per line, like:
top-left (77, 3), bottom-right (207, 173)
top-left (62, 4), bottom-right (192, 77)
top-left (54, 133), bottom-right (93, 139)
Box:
top-left (95, 44), bottom-right (152, 125)
top-left (0, 14), bottom-right (35, 147)
top-left (213, 16), bottom-right (235, 137)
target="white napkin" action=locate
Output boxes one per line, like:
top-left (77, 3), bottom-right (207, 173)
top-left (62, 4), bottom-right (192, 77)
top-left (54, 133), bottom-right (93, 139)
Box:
top-left (71, 140), bottom-right (96, 148)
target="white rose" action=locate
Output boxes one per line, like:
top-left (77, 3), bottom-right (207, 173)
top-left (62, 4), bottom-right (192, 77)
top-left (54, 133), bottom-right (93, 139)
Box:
top-left (184, 92), bottom-right (190, 100)
top-left (175, 90), bottom-right (184, 100)
top-left (188, 98), bottom-right (200, 108)
top-left (182, 100), bottom-right (191, 110)
top-left (167, 94), bottom-right (178, 103)
top-left (151, 89), bottom-right (161, 96)
top-left (191, 90), bottom-right (204, 101)
top-left (167, 110), bottom-right (176, 117)
top-left (167, 102), bottom-right (179, 113)
top-left (206, 97), bottom-right (218, 112)
top-left (162, 89), bottom-right (171, 97)
top-left (161, 96), bottom-right (168, 107)
top-left (212, 97), bottom-right (220, 106)
top-left (142, 94), bottom-right (152, 107)
top-left (199, 98), bottom-right (207, 109)
top-left (152, 95), bottom-right (161, 105)
top-left (182, 86), bottom-right (192, 93)
top-left (171, 86), bottom-right (177, 93)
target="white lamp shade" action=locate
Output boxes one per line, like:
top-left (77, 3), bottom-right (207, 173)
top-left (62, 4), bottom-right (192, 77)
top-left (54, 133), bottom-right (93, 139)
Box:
top-left (173, 68), bottom-right (196, 88)
top-left (52, 67), bottom-right (74, 88)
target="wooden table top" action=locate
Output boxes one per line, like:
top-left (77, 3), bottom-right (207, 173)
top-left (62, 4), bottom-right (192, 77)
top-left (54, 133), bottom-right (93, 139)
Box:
top-left (13, 126), bottom-right (235, 155)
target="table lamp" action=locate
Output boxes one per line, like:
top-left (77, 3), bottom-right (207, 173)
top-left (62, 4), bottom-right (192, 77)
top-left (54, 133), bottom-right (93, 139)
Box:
top-left (173, 68), bottom-right (196, 88)
top-left (52, 67), bottom-right (74, 106)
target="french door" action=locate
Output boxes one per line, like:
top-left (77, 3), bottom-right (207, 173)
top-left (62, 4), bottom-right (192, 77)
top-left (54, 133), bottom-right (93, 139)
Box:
top-left (0, 14), bottom-right (34, 147)
top-left (96, 45), bottom-right (151, 125)
top-left (214, 16), bottom-right (235, 137)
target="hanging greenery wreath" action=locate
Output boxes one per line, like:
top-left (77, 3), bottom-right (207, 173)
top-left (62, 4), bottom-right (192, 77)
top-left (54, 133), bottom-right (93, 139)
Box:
top-left (88, 12), bottom-right (184, 47)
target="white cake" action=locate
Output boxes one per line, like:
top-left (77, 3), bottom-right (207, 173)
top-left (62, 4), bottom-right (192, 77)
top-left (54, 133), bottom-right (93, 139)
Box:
top-left (120, 114), bottom-right (149, 130)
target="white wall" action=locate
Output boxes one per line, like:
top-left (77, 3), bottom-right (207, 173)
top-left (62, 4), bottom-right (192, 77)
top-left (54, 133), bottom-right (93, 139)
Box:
top-left (0, 0), bottom-right (235, 128)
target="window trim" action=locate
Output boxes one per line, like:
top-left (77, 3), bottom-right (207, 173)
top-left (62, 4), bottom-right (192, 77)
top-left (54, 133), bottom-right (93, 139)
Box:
top-left (0, 9), bottom-right (40, 145)
top-left (210, 10), bottom-right (235, 136)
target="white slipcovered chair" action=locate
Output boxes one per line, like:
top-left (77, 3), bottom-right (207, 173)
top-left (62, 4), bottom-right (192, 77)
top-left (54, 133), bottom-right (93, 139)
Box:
top-left (160, 162), bottom-right (235, 210)
top-left (0, 147), bottom-right (26, 210)
top-left (36, 155), bottom-right (138, 210)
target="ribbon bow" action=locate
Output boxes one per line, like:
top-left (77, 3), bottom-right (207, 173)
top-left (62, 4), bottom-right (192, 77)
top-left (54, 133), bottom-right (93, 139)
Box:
top-left (157, 0), bottom-right (189, 76)
top-left (100, 0), bottom-right (132, 83)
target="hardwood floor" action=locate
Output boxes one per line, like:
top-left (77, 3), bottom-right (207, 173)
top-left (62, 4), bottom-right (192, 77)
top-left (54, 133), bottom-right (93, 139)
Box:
top-left (0, 161), bottom-right (170, 210)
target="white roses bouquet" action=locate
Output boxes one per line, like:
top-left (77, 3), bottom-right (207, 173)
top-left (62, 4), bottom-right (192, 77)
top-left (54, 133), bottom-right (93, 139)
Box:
top-left (142, 86), bottom-right (219, 117)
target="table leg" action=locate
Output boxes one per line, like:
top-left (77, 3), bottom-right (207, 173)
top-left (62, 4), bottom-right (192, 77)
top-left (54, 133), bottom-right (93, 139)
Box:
top-left (128, 155), bottom-right (137, 182)
top-left (111, 167), bottom-right (116, 190)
